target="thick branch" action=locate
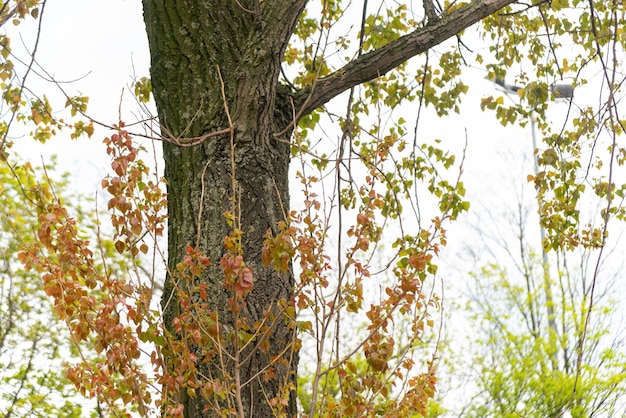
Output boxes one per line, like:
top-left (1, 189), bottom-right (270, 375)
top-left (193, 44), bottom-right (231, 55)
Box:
top-left (294, 0), bottom-right (515, 117)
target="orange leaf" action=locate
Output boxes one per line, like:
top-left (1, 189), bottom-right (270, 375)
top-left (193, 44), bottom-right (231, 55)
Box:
top-left (114, 240), bottom-right (125, 253)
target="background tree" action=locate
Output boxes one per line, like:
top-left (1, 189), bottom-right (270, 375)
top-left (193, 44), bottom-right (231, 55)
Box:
top-left (450, 190), bottom-right (626, 416)
top-left (462, 255), bottom-right (626, 417)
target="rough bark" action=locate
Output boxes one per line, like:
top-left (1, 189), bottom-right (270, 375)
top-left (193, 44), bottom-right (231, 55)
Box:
top-left (141, 0), bottom-right (515, 416)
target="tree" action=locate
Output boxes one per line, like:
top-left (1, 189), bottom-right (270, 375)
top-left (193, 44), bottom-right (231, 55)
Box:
top-left (462, 256), bottom-right (626, 417)
top-left (139, 1), bottom-right (513, 416)
top-left (451, 189), bottom-right (626, 416)
top-left (2, 0), bottom-right (626, 416)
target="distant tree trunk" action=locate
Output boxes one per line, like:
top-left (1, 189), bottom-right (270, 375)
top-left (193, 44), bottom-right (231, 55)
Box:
top-left (142, 1), bottom-right (304, 416)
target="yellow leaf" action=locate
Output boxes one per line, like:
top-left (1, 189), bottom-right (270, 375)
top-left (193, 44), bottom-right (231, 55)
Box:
top-left (33, 112), bottom-right (43, 124)
top-left (84, 122), bottom-right (94, 137)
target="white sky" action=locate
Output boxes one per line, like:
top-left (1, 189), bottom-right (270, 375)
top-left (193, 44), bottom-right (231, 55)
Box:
top-left (8, 0), bottom-right (152, 193)
top-left (4, 0), bottom-right (625, 415)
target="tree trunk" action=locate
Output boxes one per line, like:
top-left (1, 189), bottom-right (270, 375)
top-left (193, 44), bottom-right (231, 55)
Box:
top-left (142, 1), bottom-right (303, 416)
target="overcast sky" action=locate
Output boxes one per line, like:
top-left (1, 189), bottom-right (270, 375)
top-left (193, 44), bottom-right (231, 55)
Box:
top-left (7, 0), bottom-right (152, 193)
top-left (5, 1), bottom-right (625, 413)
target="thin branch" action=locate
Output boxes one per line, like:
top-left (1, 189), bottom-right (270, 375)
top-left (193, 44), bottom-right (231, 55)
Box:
top-left (570, 0), bottom-right (621, 410)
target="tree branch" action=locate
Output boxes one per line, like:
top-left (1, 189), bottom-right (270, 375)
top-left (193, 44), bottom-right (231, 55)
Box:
top-left (293, 0), bottom-right (516, 118)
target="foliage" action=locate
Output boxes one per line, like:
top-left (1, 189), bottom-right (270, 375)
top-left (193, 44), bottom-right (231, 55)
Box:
top-left (479, 0), bottom-right (626, 251)
top-left (0, 0), bottom-right (625, 416)
top-left (0, 157), bottom-right (97, 417)
top-left (17, 125), bottom-right (168, 417)
top-left (458, 248), bottom-right (626, 417)
top-left (463, 1), bottom-right (626, 414)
